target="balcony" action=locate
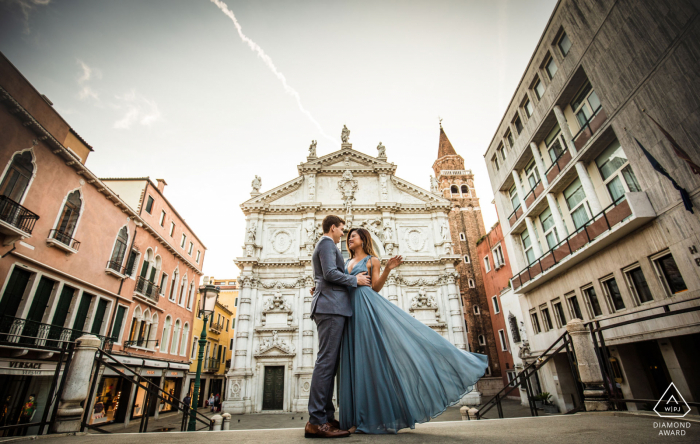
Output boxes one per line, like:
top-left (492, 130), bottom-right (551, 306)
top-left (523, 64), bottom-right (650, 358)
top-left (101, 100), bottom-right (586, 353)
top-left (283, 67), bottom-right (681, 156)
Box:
top-left (134, 276), bottom-right (160, 304)
top-left (508, 205), bottom-right (524, 227)
top-left (105, 260), bottom-right (126, 278)
top-left (523, 179), bottom-right (545, 209)
top-left (205, 357), bottom-right (221, 372)
top-left (46, 229), bottom-right (81, 254)
top-left (572, 106), bottom-right (608, 152)
top-left (0, 195), bottom-right (39, 244)
top-left (545, 149), bottom-right (573, 185)
top-left (0, 314), bottom-right (113, 351)
top-left (512, 192), bottom-right (656, 294)
top-left (209, 321), bottom-right (224, 333)
top-left (124, 339), bottom-right (159, 350)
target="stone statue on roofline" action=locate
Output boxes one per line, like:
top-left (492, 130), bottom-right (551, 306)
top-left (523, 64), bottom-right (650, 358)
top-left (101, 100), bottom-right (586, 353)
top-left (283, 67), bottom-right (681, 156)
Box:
top-left (251, 175), bottom-right (262, 193)
top-left (377, 141), bottom-right (386, 159)
top-left (341, 125), bottom-right (350, 143)
top-left (308, 140), bottom-right (317, 158)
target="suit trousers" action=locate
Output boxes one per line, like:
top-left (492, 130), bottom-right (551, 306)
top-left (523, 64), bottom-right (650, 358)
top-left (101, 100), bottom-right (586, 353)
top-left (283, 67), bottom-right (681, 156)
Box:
top-left (308, 313), bottom-right (346, 425)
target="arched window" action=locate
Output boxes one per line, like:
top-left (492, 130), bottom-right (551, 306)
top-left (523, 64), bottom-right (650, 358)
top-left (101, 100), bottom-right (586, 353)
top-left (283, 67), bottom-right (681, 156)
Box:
top-left (478, 334), bottom-right (486, 346)
top-left (473, 304), bottom-right (480, 315)
top-left (161, 316), bottom-right (172, 352)
top-left (468, 278), bottom-right (475, 288)
top-left (108, 227), bottom-right (129, 271)
top-left (0, 151), bottom-right (34, 203)
top-left (180, 323), bottom-right (189, 355)
top-left (128, 306), bottom-right (142, 343)
top-left (459, 233), bottom-right (466, 241)
top-left (450, 185), bottom-right (459, 195)
top-left (54, 190), bottom-right (81, 242)
top-left (170, 319), bottom-right (181, 354)
top-left (187, 281), bottom-right (195, 309)
top-left (148, 313), bottom-right (159, 349)
top-left (169, 270), bottom-right (178, 301)
top-left (178, 275), bottom-right (187, 305)
top-left (461, 185), bottom-right (469, 195)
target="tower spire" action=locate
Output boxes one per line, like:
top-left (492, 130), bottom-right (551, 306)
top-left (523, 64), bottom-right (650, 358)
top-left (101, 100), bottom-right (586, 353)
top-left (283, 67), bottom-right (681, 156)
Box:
top-left (437, 123), bottom-right (458, 158)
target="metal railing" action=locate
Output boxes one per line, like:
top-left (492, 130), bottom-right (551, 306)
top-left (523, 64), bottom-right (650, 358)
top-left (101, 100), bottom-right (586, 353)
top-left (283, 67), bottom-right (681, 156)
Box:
top-left (571, 105), bottom-right (606, 149)
top-left (205, 358), bottom-right (221, 371)
top-left (124, 339), bottom-right (159, 349)
top-left (0, 314), bottom-right (113, 351)
top-left (512, 195), bottom-right (631, 290)
top-left (544, 148), bottom-right (572, 183)
top-left (49, 229), bottom-right (81, 251)
top-left (507, 204), bottom-right (523, 226)
top-left (209, 321), bottom-right (224, 332)
top-left (0, 195), bottom-right (39, 234)
top-left (523, 178), bottom-right (543, 206)
top-left (134, 276), bottom-right (160, 303)
top-left (105, 260), bottom-right (126, 275)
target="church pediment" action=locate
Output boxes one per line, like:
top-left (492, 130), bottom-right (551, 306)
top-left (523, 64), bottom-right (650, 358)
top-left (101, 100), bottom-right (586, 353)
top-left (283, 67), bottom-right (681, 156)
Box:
top-left (254, 345), bottom-right (295, 357)
top-left (298, 146), bottom-right (396, 175)
top-left (390, 176), bottom-right (450, 205)
top-left (242, 176), bottom-right (304, 207)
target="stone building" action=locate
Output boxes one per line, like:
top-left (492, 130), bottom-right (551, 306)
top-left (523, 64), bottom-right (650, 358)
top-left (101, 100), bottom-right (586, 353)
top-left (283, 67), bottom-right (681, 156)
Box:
top-left (224, 135), bottom-right (473, 414)
top-left (482, 0), bottom-right (700, 413)
top-left (433, 125), bottom-right (501, 393)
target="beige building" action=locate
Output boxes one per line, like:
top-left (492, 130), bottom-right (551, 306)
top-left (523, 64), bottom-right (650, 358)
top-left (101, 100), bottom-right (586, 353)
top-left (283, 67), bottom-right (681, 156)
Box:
top-left (483, 0), bottom-right (700, 414)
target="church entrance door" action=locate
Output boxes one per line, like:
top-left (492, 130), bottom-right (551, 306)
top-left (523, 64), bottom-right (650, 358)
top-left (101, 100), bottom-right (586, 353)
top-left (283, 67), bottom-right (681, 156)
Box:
top-left (262, 366), bottom-right (284, 410)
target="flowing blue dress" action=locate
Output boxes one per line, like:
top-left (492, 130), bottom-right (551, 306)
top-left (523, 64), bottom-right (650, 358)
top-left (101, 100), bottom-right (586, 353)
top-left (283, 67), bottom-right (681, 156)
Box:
top-left (338, 255), bottom-right (488, 434)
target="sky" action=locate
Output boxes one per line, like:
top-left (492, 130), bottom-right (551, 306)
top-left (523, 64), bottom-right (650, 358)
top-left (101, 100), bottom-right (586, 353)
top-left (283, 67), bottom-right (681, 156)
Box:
top-left (0, 0), bottom-right (557, 279)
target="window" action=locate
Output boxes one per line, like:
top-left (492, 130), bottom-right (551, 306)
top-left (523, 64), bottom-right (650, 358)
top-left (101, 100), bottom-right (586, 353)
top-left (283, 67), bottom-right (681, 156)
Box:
top-left (513, 115), bottom-right (523, 135)
top-left (232, 318), bottom-right (235, 328)
top-left (108, 226), bottom-right (129, 270)
top-left (508, 314), bottom-right (521, 343)
top-left (460, 185), bottom-right (469, 195)
top-left (506, 131), bottom-right (514, 149)
top-left (463, 255), bottom-right (470, 263)
top-left (552, 299), bottom-right (566, 328)
top-left (602, 277), bottom-right (626, 311)
top-left (484, 366), bottom-right (491, 376)
top-left (595, 139), bottom-right (641, 203)
top-left (181, 234), bottom-right (186, 248)
top-left (558, 31), bottom-right (572, 56)
top-left (523, 98), bottom-right (533, 117)
top-left (497, 144), bottom-right (506, 161)
top-left (564, 178), bottom-right (591, 230)
top-left (451, 185), bottom-right (460, 194)
top-left (234, 297), bottom-right (238, 307)
top-left (491, 155), bottom-right (500, 172)
top-left (498, 330), bottom-right (508, 351)
top-left (145, 195), bottom-right (154, 214)
top-left (507, 370), bottom-right (517, 387)
top-left (492, 296), bottom-right (500, 314)
top-left (545, 124), bottom-right (565, 163)
top-left (196, 250), bottom-right (201, 263)
top-left (169, 272), bottom-right (178, 301)
top-left (468, 279), bottom-right (475, 288)
top-left (188, 242), bottom-right (193, 255)
top-left (110, 305), bottom-right (127, 342)
top-left (160, 210), bottom-right (166, 226)
top-left (180, 323), bottom-right (189, 355)
top-left (571, 81), bottom-right (601, 128)
top-left (493, 244), bottom-right (505, 267)
top-left (540, 305), bottom-right (553, 331)
top-left (169, 221), bottom-right (175, 237)
top-left (625, 266), bottom-right (653, 304)
top-left (170, 320), bottom-right (181, 354)
top-left (161, 316), bottom-right (172, 352)
top-left (509, 184), bottom-right (521, 211)
top-left (653, 252), bottom-right (687, 295)
top-left (566, 293), bottom-right (583, 320)
top-left (54, 190), bottom-right (82, 243)
top-left (191, 337), bottom-right (198, 358)
top-left (524, 157), bottom-right (541, 191)
top-left (483, 256), bottom-right (491, 272)
top-left (533, 77), bottom-right (545, 100)
top-left (124, 250), bottom-right (138, 277)
top-left (539, 207), bottom-right (559, 250)
top-left (478, 334), bottom-right (486, 346)
top-left (0, 151), bottom-right (34, 202)
top-left (530, 310), bottom-right (541, 334)
top-left (473, 305), bottom-right (480, 315)
top-left (583, 286), bottom-right (603, 317)
top-left (226, 319), bottom-right (229, 331)
top-left (159, 272), bottom-right (168, 295)
top-left (521, 229), bottom-right (536, 265)
top-left (459, 233), bottom-right (466, 241)
top-left (230, 338), bottom-right (234, 349)
top-left (545, 54), bottom-right (558, 79)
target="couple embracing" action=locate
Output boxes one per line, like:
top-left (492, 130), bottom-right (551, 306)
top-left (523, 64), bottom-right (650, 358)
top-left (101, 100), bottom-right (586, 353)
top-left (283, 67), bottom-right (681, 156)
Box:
top-left (305, 215), bottom-right (488, 438)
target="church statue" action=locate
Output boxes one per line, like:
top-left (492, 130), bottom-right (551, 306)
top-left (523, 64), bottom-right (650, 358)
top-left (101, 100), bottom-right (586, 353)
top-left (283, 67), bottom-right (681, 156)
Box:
top-left (251, 175), bottom-right (262, 193)
top-left (430, 176), bottom-right (439, 194)
top-left (440, 221), bottom-right (449, 241)
top-left (341, 125), bottom-right (350, 143)
top-left (308, 140), bottom-right (317, 157)
top-left (246, 222), bottom-right (257, 243)
top-left (377, 141), bottom-right (386, 158)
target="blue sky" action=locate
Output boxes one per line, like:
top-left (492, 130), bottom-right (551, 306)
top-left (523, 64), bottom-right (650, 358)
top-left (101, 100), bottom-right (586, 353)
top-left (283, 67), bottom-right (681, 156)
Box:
top-left (1, 0), bottom-right (557, 277)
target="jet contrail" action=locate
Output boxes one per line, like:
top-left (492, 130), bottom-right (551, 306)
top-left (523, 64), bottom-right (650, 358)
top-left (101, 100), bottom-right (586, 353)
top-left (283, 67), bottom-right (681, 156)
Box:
top-left (210, 0), bottom-right (337, 146)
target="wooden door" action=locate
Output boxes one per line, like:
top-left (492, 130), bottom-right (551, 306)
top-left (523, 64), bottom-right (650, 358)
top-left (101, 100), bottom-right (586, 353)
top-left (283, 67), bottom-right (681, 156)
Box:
top-left (262, 366), bottom-right (284, 410)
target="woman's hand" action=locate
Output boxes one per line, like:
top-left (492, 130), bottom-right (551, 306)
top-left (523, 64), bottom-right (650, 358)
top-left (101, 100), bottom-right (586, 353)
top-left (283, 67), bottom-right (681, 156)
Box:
top-left (386, 255), bottom-right (403, 270)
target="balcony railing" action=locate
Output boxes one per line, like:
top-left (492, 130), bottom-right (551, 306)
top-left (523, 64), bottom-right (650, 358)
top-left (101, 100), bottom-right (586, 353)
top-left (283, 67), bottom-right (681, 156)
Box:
top-left (512, 193), bottom-right (653, 293)
top-left (106, 260), bottom-right (126, 277)
top-left (209, 321), bottom-right (224, 332)
top-left (205, 358), bottom-right (221, 371)
top-left (48, 229), bottom-right (81, 251)
top-left (0, 314), bottom-right (113, 351)
top-left (508, 205), bottom-right (524, 228)
top-left (571, 105), bottom-right (608, 152)
top-left (0, 195), bottom-right (39, 235)
top-left (545, 148), bottom-right (573, 185)
top-left (523, 178), bottom-right (544, 209)
top-left (124, 339), bottom-right (159, 349)
top-left (134, 276), bottom-right (160, 303)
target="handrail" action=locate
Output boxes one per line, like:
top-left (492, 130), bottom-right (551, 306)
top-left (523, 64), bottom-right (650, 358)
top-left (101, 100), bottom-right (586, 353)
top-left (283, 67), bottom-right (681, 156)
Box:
top-left (134, 276), bottom-right (160, 302)
top-left (512, 195), bottom-right (627, 288)
top-left (0, 314), bottom-right (113, 351)
top-left (106, 260), bottom-right (126, 275)
top-left (523, 178), bottom-right (542, 202)
top-left (544, 147), bottom-right (570, 178)
top-left (49, 228), bottom-right (81, 251)
top-left (0, 195), bottom-right (40, 234)
top-left (571, 104), bottom-right (603, 143)
top-left (507, 204), bottom-right (522, 223)
top-left (124, 339), bottom-right (159, 349)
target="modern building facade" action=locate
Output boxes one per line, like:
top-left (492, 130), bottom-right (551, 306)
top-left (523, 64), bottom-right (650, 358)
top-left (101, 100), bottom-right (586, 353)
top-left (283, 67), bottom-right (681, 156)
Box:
top-left (483, 0), bottom-right (700, 413)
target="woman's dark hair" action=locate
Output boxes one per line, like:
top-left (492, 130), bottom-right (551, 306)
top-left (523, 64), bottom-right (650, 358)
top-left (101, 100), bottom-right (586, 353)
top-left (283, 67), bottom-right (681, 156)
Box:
top-left (346, 228), bottom-right (377, 259)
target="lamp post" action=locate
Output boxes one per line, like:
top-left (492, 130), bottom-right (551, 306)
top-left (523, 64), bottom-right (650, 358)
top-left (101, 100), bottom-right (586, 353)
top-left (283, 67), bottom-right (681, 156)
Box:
top-left (187, 283), bottom-right (219, 431)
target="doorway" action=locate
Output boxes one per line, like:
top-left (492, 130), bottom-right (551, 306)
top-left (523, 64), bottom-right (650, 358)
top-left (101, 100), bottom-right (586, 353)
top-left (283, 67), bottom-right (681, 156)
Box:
top-left (262, 366), bottom-right (284, 411)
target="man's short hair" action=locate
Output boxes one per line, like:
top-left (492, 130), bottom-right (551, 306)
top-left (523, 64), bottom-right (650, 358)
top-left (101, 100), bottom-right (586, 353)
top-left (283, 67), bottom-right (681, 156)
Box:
top-left (322, 215), bottom-right (346, 233)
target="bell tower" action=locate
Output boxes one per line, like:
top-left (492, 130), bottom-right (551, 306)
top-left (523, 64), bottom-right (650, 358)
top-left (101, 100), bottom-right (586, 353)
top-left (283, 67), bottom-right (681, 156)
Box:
top-left (432, 123), bottom-right (500, 378)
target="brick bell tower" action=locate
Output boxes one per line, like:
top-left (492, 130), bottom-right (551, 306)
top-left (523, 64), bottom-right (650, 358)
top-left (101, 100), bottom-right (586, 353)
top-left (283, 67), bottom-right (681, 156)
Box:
top-left (432, 123), bottom-right (500, 378)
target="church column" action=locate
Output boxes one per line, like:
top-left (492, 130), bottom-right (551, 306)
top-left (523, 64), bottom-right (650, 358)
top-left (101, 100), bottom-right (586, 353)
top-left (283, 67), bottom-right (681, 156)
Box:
top-left (511, 170), bottom-right (527, 211)
top-left (530, 142), bottom-right (549, 187)
top-left (302, 276), bottom-right (314, 368)
top-left (553, 105), bottom-right (577, 156)
top-left (387, 275), bottom-right (399, 305)
top-left (233, 278), bottom-right (252, 370)
top-left (446, 273), bottom-right (466, 350)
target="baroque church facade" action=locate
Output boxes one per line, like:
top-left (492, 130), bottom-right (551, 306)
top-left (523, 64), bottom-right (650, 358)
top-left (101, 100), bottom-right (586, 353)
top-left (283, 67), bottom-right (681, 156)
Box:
top-left (224, 127), bottom-right (490, 414)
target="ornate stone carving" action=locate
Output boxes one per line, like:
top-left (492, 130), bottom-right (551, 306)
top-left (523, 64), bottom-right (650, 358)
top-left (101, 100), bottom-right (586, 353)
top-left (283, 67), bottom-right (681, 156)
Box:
top-left (379, 173), bottom-right (388, 201)
top-left (341, 125), bottom-right (350, 143)
top-left (440, 220), bottom-right (449, 241)
top-left (430, 176), bottom-right (439, 194)
top-left (360, 218), bottom-right (382, 238)
top-left (399, 276), bottom-right (441, 287)
top-left (377, 141), bottom-right (386, 159)
top-left (246, 245), bottom-right (254, 257)
top-left (410, 287), bottom-right (437, 310)
top-left (308, 140), bottom-right (317, 158)
top-left (337, 170), bottom-right (358, 214)
top-left (307, 173), bottom-right (316, 200)
top-left (246, 222), bottom-right (257, 243)
top-left (251, 175), bottom-right (262, 194)
top-left (230, 379), bottom-right (242, 399)
top-left (271, 229), bottom-right (293, 254)
top-left (255, 330), bottom-right (296, 355)
top-left (404, 228), bottom-right (426, 252)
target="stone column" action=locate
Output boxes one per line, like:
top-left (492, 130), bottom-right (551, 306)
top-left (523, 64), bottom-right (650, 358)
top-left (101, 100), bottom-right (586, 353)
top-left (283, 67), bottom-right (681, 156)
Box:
top-left (530, 142), bottom-right (549, 187)
top-left (52, 334), bottom-right (101, 433)
top-left (546, 194), bottom-right (568, 240)
top-left (302, 276), bottom-right (314, 369)
top-left (574, 162), bottom-right (603, 215)
top-left (511, 170), bottom-right (527, 211)
top-left (387, 275), bottom-right (399, 305)
top-left (566, 319), bottom-right (608, 411)
top-left (554, 105), bottom-right (577, 155)
top-left (524, 217), bottom-right (543, 258)
top-left (445, 273), bottom-right (466, 350)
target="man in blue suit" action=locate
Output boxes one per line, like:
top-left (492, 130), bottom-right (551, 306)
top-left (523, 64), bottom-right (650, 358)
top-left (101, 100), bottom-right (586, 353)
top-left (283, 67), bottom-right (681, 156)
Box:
top-left (305, 215), bottom-right (370, 439)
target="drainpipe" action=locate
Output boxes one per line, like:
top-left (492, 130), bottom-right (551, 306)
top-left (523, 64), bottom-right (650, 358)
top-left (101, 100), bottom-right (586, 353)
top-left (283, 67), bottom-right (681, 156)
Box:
top-left (1, 243), bottom-right (17, 259)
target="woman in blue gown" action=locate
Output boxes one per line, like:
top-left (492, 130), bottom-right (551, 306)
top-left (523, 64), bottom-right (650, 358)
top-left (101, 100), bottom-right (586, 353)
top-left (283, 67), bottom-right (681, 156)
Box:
top-left (338, 228), bottom-right (488, 434)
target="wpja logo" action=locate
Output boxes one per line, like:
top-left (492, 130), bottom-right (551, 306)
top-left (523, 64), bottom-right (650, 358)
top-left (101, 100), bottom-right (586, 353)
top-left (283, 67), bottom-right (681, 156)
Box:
top-left (653, 382), bottom-right (691, 418)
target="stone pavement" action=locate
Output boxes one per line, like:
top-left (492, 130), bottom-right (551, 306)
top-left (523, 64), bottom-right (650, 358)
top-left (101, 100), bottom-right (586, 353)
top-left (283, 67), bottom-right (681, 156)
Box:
top-left (23, 414), bottom-right (700, 443)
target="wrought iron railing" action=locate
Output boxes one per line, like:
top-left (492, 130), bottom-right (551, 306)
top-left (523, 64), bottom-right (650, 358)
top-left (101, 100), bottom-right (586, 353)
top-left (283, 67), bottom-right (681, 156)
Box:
top-left (0, 195), bottom-right (39, 234)
top-left (0, 314), bottom-right (113, 351)
top-left (134, 276), bottom-right (160, 302)
top-left (106, 260), bottom-right (126, 275)
top-left (523, 177), bottom-right (543, 207)
top-left (512, 196), bottom-right (631, 290)
top-left (205, 358), bottom-right (221, 371)
top-left (571, 105), bottom-right (606, 150)
top-left (507, 204), bottom-right (523, 227)
top-left (49, 228), bottom-right (81, 251)
top-left (124, 339), bottom-right (159, 349)
top-left (544, 147), bottom-right (573, 184)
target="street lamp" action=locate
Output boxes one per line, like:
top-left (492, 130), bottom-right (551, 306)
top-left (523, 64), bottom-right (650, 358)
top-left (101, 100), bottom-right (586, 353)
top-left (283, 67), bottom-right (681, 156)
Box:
top-left (187, 283), bottom-right (219, 431)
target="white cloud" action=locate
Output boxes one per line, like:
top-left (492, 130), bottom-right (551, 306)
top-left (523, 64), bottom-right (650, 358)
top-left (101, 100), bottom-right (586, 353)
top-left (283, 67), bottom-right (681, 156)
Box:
top-left (4, 0), bottom-right (52, 33)
top-left (77, 59), bottom-right (91, 83)
top-left (76, 59), bottom-right (101, 101)
top-left (113, 90), bottom-right (162, 129)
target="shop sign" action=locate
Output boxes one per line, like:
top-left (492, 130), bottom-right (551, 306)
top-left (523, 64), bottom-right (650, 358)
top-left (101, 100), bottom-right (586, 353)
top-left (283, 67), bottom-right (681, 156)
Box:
top-left (140, 368), bottom-right (163, 377)
top-left (166, 371), bottom-right (183, 377)
top-left (0, 359), bottom-right (57, 376)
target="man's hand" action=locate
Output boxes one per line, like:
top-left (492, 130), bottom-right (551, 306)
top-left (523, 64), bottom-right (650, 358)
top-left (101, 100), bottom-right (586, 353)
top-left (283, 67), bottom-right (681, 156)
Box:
top-left (310, 287), bottom-right (315, 296)
top-left (356, 272), bottom-right (371, 286)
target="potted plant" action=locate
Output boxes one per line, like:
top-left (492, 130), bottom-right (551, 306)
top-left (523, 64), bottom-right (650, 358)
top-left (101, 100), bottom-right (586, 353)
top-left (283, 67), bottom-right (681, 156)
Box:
top-left (540, 393), bottom-right (559, 413)
top-left (533, 392), bottom-right (547, 409)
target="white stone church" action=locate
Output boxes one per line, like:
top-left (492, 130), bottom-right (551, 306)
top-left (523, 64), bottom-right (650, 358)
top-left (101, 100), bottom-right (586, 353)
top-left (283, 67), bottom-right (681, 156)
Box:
top-left (223, 133), bottom-right (470, 414)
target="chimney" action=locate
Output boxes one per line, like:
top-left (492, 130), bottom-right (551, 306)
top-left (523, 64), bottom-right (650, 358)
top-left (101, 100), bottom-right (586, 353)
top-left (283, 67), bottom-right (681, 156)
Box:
top-left (156, 178), bottom-right (168, 194)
